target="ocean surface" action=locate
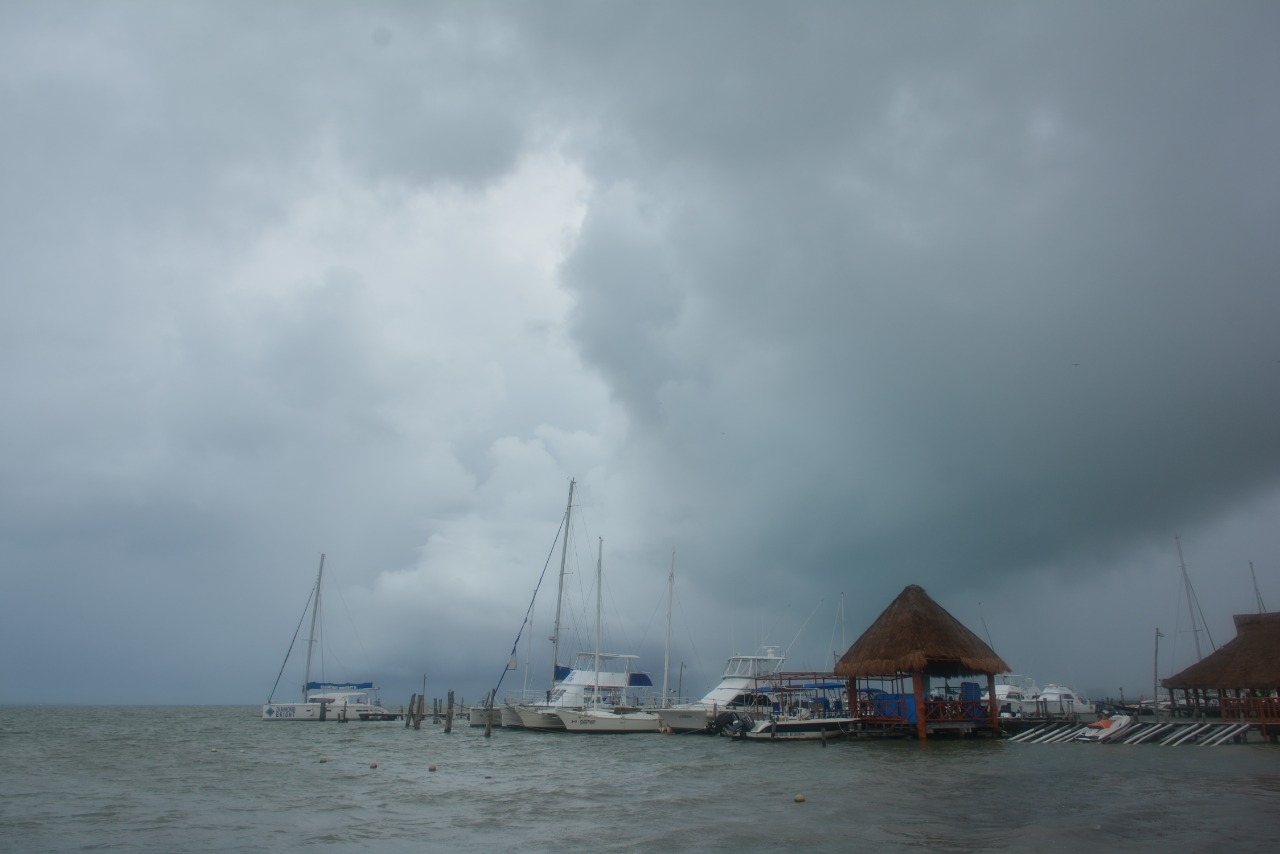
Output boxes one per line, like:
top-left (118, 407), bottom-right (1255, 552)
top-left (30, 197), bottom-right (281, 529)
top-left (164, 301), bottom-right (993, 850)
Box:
top-left (3, 706), bottom-right (1278, 852)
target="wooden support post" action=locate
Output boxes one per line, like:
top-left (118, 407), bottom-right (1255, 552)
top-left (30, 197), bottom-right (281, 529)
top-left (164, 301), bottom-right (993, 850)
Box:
top-left (913, 669), bottom-right (928, 741)
top-left (987, 673), bottom-right (1000, 736)
top-left (484, 690), bottom-right (494, 738)
top-left (445, 690), bottom-right (454, 733)
top-left (406, 694), bottom-right (415, 728)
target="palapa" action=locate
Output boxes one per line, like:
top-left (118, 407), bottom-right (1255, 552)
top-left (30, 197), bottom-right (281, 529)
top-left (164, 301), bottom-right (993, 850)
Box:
top-left (835, 584), bottom-right (1010, 679)
top-left (1162, 612), bottom-right (1280, 690)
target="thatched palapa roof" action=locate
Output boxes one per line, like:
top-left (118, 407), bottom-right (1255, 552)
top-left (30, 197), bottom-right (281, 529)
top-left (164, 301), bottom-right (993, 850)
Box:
top-left (835, 584), bottom-right (1011, 679)
top-left (1162, 612), bottom-right (1280, 690)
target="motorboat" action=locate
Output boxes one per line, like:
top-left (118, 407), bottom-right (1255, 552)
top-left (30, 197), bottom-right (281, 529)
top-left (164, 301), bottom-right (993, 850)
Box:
top-left (654, 647), bottom-right (786, 733)
top-left (732, 673), bottom-right (855, 741)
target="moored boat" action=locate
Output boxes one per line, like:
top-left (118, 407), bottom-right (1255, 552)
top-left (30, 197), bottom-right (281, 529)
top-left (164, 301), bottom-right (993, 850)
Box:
top-left (654, 647), bottom-right (786, 733)
top-left (262, 555), bottom-right (400, 722)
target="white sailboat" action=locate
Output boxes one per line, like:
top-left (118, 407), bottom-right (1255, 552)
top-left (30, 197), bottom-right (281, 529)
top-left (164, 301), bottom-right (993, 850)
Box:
top-left (503, 482), bottom-right (654, 730)
top-left (556, 546), bottom-right (668, 734)
top-left (262, 554), bottom-right (399, 722)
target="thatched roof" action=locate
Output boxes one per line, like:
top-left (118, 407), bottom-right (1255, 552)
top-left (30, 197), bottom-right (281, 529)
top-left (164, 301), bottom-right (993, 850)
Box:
top-left (1162, 612), bottom-right (1280, 690)
top-left (834, 584), bottom-right (1011, 679)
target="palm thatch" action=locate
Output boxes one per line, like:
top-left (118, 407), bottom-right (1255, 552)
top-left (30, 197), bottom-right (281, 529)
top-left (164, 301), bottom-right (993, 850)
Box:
top-left (1162, 612), bottom-right (1280, 690)
top-left (835, 584), bottom-right (1011, 678)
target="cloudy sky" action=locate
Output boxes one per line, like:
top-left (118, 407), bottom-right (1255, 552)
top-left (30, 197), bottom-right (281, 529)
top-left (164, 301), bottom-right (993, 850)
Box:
top-left (3, 1), bottom-right (1278, 708)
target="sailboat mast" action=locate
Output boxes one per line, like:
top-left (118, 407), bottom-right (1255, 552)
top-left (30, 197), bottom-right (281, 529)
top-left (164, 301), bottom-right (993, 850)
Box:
top-left (1176, 536), bottom-right (1204, 661)
top-left (662, 552), bottom-right (673, 708)
top-left (303, 554), bottom-right (325, 702)
top-left (1250, 561), bottom-right (1268, 613)
top-left (593, 537), bottom-right (603, 708)
top-left (549, 479), bottom-right (575, 694)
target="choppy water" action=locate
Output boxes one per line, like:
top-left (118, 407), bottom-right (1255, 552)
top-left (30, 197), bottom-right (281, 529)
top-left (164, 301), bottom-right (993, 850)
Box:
top-left (2, 706), bottom-right (1278, 852)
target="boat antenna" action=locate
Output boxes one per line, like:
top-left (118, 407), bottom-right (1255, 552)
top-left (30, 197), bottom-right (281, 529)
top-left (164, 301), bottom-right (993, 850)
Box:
top-left (1250, 561), bottom-right (1268, 613)
top-left (979, 601), bottom-right (995, 649)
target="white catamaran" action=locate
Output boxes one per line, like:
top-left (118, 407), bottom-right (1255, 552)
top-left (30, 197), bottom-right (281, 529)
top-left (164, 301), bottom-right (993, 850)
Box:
top-left (262, 554), bottom-right (400, 722)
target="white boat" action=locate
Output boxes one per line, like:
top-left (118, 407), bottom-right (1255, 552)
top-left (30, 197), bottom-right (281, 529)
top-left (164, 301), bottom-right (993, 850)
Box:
top-left (654, 646), bottom-right (786, 733)
top-left (556, 550), bottom-right (672, 734)
top-left (468, 705), bottom-right (502, 727)
top-left (1031, 684), bottom-right (1096, 720)
top-left (1074, 714), bottom-right (1133, 742)
top-left (733, 674), bottom-right (856, 741)
top-left (984, 675), bottom-right (1094, 721)
top-left (512, 652), bottom-right (653, 729)
top-left (262, 554), bottom-right (400, 722)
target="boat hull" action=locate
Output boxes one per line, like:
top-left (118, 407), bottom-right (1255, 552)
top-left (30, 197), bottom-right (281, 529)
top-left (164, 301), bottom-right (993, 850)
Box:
top-left (556, 710), bottom-right (662, 733)
top-left (262, 703), bottom-right (326, 721)
top-left (654, 706), bottom-right (714, 732)
top-left (514, 705), bottom-right (567, 730)
top-left (739, 717), bottom-right (857, 741)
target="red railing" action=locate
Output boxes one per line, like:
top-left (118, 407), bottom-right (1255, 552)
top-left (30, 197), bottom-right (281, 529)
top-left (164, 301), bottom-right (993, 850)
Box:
top-left (1221, 696), bottom-right (1280, 723)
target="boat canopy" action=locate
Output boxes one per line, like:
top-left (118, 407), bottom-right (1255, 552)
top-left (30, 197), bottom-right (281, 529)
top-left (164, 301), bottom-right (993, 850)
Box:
top-left (628, 673), bottom-right (654, 687)
top-left (306, 681), bottom-right (374, 691)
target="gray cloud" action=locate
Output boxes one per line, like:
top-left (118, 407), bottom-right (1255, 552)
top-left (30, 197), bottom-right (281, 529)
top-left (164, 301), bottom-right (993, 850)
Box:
top-left (2, 1), bottom-right (1277, 707)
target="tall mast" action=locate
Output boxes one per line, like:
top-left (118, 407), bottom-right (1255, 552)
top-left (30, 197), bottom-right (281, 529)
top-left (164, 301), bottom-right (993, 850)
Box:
top-left (662, 552), bottom-right (674, 708)
top-left (303, 554), bottom-right (325, 702)
top-left (549, 479), bottom-right (575, 694)
top-left (593, 537), bottom-right (603, 708)
top-left (1250, 561), bottom-right (1268, 613)
top-left (1176, 536), bottom-right (1205, 661)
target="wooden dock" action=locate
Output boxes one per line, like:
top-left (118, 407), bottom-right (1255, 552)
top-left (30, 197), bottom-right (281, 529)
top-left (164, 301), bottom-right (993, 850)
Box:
top-left (1007, 719), bottom-right (1257, 746)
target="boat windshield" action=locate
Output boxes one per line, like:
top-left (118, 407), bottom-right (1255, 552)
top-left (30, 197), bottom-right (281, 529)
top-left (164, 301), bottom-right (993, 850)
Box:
top-left (722, 648), bottom-right (784, 679)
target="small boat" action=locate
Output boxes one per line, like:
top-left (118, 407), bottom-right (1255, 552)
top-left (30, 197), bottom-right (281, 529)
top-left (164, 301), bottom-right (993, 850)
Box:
top-left (262, 555), bottom-right (401, 722)
top-left (512, 652), bottom-right (654, 729)
top-left (732, 674), bottom-right (856, 741)
top-left (737, 713), bottom-right (857, 741)
top-left (654, 647), bottom-right (786, 733)
top-left (1074, 714), bottom-right (1133, 742)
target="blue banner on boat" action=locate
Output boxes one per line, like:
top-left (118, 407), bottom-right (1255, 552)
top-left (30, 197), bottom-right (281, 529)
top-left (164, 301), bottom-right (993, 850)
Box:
top-left (628, 673), bottom-right (654, 687)
top-left (554, 665), bottom-right (571, 681)
top-left (306, 682), bottom-right (374, 691)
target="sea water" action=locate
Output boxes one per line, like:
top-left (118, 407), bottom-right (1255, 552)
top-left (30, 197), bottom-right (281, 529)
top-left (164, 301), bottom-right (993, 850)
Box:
top-left (2, 706), bottom-right (1278, 852)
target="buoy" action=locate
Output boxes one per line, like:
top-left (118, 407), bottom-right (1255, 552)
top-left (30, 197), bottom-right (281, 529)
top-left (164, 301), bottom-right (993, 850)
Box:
top-left (369, 762), bottom-right (378, 769)
top-left (428, 763), bottom-right (437, 772)
top-left (794, 794), bottom-right (806, 803)
top-left (319, 757), bottom-right (328, 763)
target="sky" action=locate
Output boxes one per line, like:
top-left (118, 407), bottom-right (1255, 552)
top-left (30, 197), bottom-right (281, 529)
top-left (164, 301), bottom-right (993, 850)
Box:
top-left (2, 1), bottom-right (1278, 708)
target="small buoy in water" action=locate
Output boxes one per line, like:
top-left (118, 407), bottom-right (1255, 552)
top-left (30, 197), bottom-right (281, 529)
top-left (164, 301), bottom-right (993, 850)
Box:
top-left (428, 763), bottom-right (437, 772)
top-left (210, 748), bottom-right (218, 753)
top-left (319, 757), bottom-right (328, 763)
top-left (794, 794), bottom-right (806, 803)
top-left (370, 762), bottom-right (378, 769)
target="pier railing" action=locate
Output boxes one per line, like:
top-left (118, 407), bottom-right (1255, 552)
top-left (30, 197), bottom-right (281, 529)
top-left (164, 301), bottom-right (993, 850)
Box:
top-left (1221, 696), bottom-right (1280, 723)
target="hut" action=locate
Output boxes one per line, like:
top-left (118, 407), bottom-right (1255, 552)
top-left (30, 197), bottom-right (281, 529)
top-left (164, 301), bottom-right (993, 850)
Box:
top-left (835, 584), bottom-right (1010, 740)
top-left (1162, 612), bottom-right (1280, 735)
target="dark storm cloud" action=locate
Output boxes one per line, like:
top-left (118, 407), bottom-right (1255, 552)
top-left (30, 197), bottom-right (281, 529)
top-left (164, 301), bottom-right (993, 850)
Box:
top-left (2, 1), bottom-right (1277, 705)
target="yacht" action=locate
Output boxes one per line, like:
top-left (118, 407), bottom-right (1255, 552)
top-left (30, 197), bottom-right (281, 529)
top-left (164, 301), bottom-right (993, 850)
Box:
top-left (654, 647), bottom-right (785, 733)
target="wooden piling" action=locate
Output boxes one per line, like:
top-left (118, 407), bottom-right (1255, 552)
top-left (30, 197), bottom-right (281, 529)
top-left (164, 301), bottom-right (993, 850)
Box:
top-left (445, 690), bottom-right (455, 733)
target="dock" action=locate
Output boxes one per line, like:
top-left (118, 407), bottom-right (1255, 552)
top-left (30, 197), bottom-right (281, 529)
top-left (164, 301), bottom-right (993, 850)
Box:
top-left (1007, 718), bottom-right (1258, 746)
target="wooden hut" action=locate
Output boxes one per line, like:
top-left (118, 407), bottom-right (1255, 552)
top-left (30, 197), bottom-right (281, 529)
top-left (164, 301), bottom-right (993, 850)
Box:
top-left (1162, 612), bottom-right (1280, 734)
top-left (835, 584), bottom-right (1010, 740)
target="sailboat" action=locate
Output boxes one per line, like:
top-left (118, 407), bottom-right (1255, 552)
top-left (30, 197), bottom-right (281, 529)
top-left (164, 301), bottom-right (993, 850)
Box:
top-left (262, 554), bottom-right (400, 722)
top-left (503, 482), bottom-right (653, 730)
top-left (555, 547), bottom-right (668, 733)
